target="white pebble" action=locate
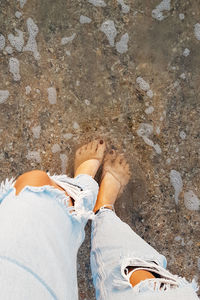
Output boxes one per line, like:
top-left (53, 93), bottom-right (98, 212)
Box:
top-left (0, 90), bottom-right (9, 104)
top-left (137, 123), bottom-right (153, 137)
top-left (5, 46), bottom-right (13, 54)
top-left (184, 190), bottom-right (200, 211)
top-left (180, 73), bottom-right (186, 80)
top-left (145, 106), bottom-right (154, 115)
top-left (183, 48), bottom-right (190, 57)
top-left (137, 123), bottom-right (162, 154)
top-left (170, 170), bottom-right (183, 205)
top-left (15, 11), bottom-right (22, 18)
top-left (85, 99), bottom-right (90, 105)
top-left (116, 33), bottom-right (129, 54)
top-left (52, 144), bottom-right (61, 153)
top-left (117, 0), bottom-right (130, 13)
top-left (88, 0), bottom-right (106, 7)
top-left (73, 122), bottom-right (80, 130)
top-left (166, 158), bottom-right (171, 164)
top-left (179, 13), bottom-right (185, 20)
top-left (63, 133), bottom-right (73, 140)
top-left (146, 89), bottom-right (154, 98)
top-left (9, 57), bottom-right (21, 81)
top-left (80, 15), bottom-right (92, 24)
top-left (32, 125), bottom-right (41, 139)
top-left (23, 18), bottom-right (40, 60)
top-left (25, 85), bottom-right (31, 94)
top-left (152, 0), bottom-right (171, 21)
top-left (194, 23), bottom-right (200, 41)
top-left (8, 29), bottom-right (24, 52)
top-left (60, 154), bottom-right (68, 174)
top-left (136, 77), bottom-right (150, 91)
top-left (47, 87), bottom-right (57, 104)
top-left (26, 150), bottom-right (41, 163)
top-left (180, 130), bottom-right (186, 140)
top-left (153, 144), bottom-right (162, 154)
top-left (65, 50), bottom-right (71, 56)
top-left (19, 0), bottom-right (27, 8)
top-left (61, 33), bottom-right (76, 45)
top-left (100, 20), bottom-right (117, 47)
top-left (0, 34), bottom-right (5, 50)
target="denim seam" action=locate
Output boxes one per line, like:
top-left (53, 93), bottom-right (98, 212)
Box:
top-left (0, 255), bottom-right (58, 299)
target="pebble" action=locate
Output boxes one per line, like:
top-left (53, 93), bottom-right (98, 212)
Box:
top-left (9, 57), bottom-right (21, 81)
top-left (170, 170), bottom-right (183, 205)
top-left (88, 0), bottom-right (106, 7)
top-left (117, 0), bottom-right (130, 13)
top-left (51, 144), bottom-right (61, 153)
top-left (25, 85), bottom-right (32, 95)
top-left (15, 11), bottom-right (22, 18)
top-left (180, 131), bottom-right (186, 140)
top-left (180, 73), bottom-right (186, 80)
top-left (80, 15), bottom-right (92, 24)
top-left (146, 90), bottom-right (154, 98)
top-left (26, 150), bottom-right (41, 163)
top-left (5, 46), bottom-right (13, 54)
top-left (23, 18), bottom-right (40, 60)
top-left (61, 33), bottom-right (76, 45)
top-left (32, 125), bottom-right (41, 139)
top-left (137, 123), bottom-right (162, 154)
top-left (0, 34), bottom-right (5, 50)
top-left (194, 23), bottom-right (200, 41)
top-left (100, 20), bottom-right (117, 47)
top-left (19, 0), bottom-right (27, 9)
top-left (183, 48), bottom-right (190, 57)
top-left (63, 133), bottom-right (73, 140)
top-left (47, 87), bottom-right (57, 104)
top-left (73, 122), bottom-right (80, 130)
top-left (136, 77), bottom-right (150, 91)
top-left (8, 29), bottom-right (24, 52)
top-left (152, 0), bottom-right (171, 21)
top-left (0, 90), bottom-right (10, 104)
top-left (145, 106), bottom-right (154, 115)
top-left (179, 13), bottom-right (185, 20)
top-left (184, 190), bottom-right (200, 211)
top-left (116, 33), bottom-right (129, 54)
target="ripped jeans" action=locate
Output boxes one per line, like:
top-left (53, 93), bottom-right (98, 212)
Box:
top-left (0, 174), bottom-right (198, 300)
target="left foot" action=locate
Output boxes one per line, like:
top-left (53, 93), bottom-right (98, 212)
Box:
top-left (74, 139), bottom-right (106, 178)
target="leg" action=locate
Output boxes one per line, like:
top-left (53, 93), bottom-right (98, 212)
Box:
top-left (93, 150), bottom-right (156, 287)
top-left (91, 151), bottom-right (167, 300)
top-left (91, 151), bottom-right (198, 300)
top-left (0, 140), bottom-right (105, 299)
top-left (14, 170), bottom-right (67, 195)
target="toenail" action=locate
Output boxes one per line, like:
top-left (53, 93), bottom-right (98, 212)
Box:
top-left (99, 140), bottom-right (104, 144)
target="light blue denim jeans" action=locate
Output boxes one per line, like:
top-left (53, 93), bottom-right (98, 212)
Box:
top-left (0, 174), bottom-right (198, 300)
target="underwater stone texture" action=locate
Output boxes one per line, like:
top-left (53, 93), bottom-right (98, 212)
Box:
top-left (0, 0), bottom-right (199, 298)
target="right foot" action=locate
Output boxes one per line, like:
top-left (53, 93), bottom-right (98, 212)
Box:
top-left (94, 150), bottom-right (131, 212)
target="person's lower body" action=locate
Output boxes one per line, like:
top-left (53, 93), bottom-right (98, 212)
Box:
top-left (0, 139), bottom-right (198, 299)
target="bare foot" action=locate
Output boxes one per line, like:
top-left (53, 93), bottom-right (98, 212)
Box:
top-left (74, 139), bottom-right (106, 178)
top-left (93, 150), bottom-right (131, 212)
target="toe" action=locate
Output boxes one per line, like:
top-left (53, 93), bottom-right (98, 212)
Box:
top-left (105, 149), bottom-right (116, 161)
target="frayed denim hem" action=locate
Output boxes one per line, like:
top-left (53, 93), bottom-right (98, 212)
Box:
top-left (0, 174), bottom-right (97, 223)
